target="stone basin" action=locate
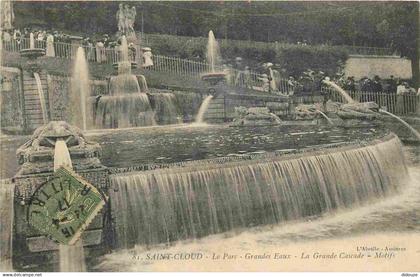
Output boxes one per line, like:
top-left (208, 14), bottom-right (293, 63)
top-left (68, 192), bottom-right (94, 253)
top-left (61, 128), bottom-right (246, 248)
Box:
top-left (19, 48), bottom-right (46, 59)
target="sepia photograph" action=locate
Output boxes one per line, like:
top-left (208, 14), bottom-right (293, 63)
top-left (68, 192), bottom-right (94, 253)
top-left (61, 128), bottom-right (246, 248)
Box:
top-left (0, 0), bottom-right (419, 274)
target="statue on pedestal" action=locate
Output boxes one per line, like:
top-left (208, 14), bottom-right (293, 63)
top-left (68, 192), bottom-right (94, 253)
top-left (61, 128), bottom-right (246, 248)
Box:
top-left (1, 0), bottom-right (15, 30)
top-left (116, 4), bottom-right (137, 39)
top-left (116, 4), bottom-right (125, 33)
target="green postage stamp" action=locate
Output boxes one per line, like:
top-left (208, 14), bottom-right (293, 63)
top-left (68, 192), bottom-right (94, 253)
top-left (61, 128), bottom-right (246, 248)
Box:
top-left (28, 166), bottom-right (106, 245)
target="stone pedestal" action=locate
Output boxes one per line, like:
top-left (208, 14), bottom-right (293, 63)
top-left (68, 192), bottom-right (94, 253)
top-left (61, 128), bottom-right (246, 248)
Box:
top-left (69, 35), bottom-right (83, 59)
top-left (11, 121), bottom-right (112, 270)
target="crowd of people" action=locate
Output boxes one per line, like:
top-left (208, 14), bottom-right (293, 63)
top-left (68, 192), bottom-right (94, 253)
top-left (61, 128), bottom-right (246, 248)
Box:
top-left (1, 28), bottom-right (418, 99)
top-left (1, 27), bottom-right (139, 63)
top-left (246, 60), bottom-right (417, 97)
top-left (341, 75), bottom-right (417, 95)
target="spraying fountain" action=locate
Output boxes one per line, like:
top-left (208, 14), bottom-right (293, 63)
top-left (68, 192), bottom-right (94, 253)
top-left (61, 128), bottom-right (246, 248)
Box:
top-left (95, 36), bottom-right (155, 128)
top-left (69, 47), bottom-right (91, 131)
top-left (322, 79), bottom-right (355, 104)
top-left (322, 80), bottom-right (420, 140)
top-left (378, 109), bottom-right (420, 140)
top-left (206, 30), bottom-right (221, 73)
top-left (201, 30), bottom-right (226, 85)
top-left (112, 36), bottom-right (137, 70)
top-left (53, 139), bottom-right (87, 272)
top-left (196, 31), bottom-right (227, 123)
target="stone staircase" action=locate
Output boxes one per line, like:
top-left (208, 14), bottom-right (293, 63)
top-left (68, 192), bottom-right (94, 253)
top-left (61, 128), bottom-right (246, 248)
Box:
top-left (204, 95), bottom-right (226, 123)
top-left (22, 71), bottom-right (49, 130)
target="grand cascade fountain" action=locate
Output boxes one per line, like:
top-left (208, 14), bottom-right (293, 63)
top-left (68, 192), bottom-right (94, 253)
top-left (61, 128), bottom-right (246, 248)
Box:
top-left (0, 29), bottom-right (419, 271)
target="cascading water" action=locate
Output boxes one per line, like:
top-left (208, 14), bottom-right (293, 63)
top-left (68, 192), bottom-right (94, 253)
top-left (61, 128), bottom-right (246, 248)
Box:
top-left (33, 72), bottom-right (49, 124)
top-left (0, 180), bottom-right (14, 271)
top-left (195, 95), bottom-right (213, 124)
top-left (109, 135), bottom-right (408, 248)
top-left (206, 31), bottom-right (221, 73)
top-left (95, 36), bottom-right (155, 128)
top-left (150, 93), bottom-right (182, 125)
top-left (54, 140), bottom-right (86, 272)
top-left (70, 47), bottom-right (91, 131)
top-left (119, 36), bottom-right (130, 62)
top-left (96, 94), bottom-right (155, 128)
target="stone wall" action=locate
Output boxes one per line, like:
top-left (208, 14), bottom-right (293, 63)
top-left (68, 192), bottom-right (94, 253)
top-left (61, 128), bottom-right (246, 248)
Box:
top-left (0, 67), bottom-right (24, 132)
top-left (205, 93), bottom-right (290, 123)
top-left (47, 75), bottom-right (70, 121)
top-left (345, 55), bottom-right (412, 79)
top-left (47, 75), bottom-right (108, 122)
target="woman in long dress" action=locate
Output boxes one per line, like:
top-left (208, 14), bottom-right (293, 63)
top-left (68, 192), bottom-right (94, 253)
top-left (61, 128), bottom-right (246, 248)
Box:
top-left (96, 41), bottom-right (105, 63)
top-left (142, 47), bottom-right (153, 68)
top-left (46, 34), bottom-right (55, 57)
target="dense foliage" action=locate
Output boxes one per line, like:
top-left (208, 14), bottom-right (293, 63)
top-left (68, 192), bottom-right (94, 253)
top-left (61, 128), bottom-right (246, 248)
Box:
top-left (146, 33), bottom-right (348, 76)
top-left (12, 1), bottom-right (418, 81)
top-left (13, 2), bottom-right (417, 48)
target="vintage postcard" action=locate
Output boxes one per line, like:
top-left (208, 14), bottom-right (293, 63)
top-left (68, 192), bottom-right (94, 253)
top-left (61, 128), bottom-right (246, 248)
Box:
top-left (0, 0), bottom-right (419, 274)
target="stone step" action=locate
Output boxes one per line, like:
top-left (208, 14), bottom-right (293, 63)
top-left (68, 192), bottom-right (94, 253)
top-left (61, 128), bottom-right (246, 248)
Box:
top-left (25, 105), bottom-right (49, 111)
top-left (25, 104), bottom-right (47, 110)
top-left (24, 87), bottom-right (42, 92)
top-left (207, 105), bottom-right (224, 108)
top-left (27, 119), bottom-right (45, 124)
top-left (206, 113), bottom-right (224, 116)
top-left (28, 120), bottom-right (44, 125)
top-left (24, 90), bottom-right (48, 96)
top-left (23, 77), bottom-right (47, 82)
top-left (208, 104), bottom-right (224, 109)
top-left (23, 80), bottom-right (47, 86)
top-left (206, 112), bottom-right (224, 116)
top-left (205, 110), bottom-right (224, 114)
top-left (211, 97), bottom-right (224, 101)
top-left (24, 94), bottom-right (49, 99)
top-left (25, 112), bottom-right (46, 118)
top-left (24, 96), bottom-right (49, 102)
top-left (25, 107), bottom-right (45, 112)
top-left (23, 72), bottom-right (47, 78)
top-left (205, 116), bottom-right (224, 120)
top-left (205, 112), bottom-right (225, 117)
top-left (23, 85), bottom-right (48, 91)
top-left (23, 83), bottom-right (48, 88)
top-left (209, 103), bottom-right (224, 107)
top-left (24, 99), bottom-right (49, 105)
top-left (28, 119), bottom-right (44, 123)
top-left (27, 114), bottom-right (44, 119)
